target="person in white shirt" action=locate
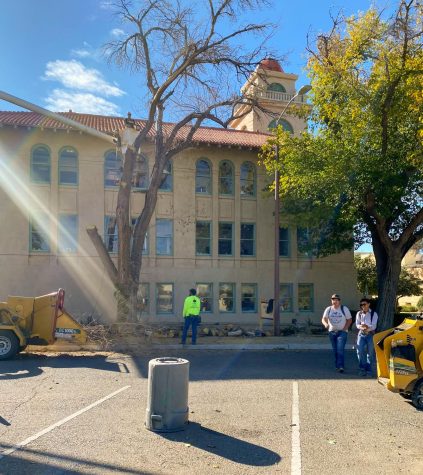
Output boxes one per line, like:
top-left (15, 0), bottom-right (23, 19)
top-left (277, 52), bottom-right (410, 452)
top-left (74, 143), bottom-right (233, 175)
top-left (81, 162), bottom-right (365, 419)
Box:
top-left (321, 293), bottom-right (352, 373)
top-left (355, 298), bottom-right (378, 376)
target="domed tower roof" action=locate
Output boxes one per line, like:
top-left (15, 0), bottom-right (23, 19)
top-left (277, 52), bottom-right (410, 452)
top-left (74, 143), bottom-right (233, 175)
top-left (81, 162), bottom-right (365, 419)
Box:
top-left (258, 58), bottom-right (284, 73)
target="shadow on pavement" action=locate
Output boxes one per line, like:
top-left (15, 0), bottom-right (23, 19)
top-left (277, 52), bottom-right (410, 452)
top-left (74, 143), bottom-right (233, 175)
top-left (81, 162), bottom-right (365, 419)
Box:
top-left (0, 445), bottom-right (154, 475)
top-left (160, 421), bottom-right (281, 466)
top-left (131, 349), bottom-right (366, 381)
top-left (0, 353), bottom-right (127, 381)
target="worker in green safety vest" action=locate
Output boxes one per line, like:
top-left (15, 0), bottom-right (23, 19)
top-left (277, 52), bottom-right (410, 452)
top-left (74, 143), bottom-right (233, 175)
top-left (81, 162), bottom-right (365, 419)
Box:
top-left (181, 288), bottom-right (201, 345)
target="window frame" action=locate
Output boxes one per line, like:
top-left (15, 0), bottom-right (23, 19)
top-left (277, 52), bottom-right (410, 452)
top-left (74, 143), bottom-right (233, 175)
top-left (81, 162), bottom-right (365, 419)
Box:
top-left (29, 211), bottom-right (50, 253)
top-left (279, 226), bottom-right (290, 257)
top-left (218, 160), bottom-right (234, 196)
top-left (132, 154), bottom-right (149, 191)
top-left (279, 283), bottom-right (293, 313)
top-left (156, 218), bottom-right (173, 256)
top-left (58, 213), bottom-right (78, 254)
top-left (196, 221), bottom-right (212, 256)
top-left (30, 145), bottom-right (51, 184)
top-left (240, 222), bottom-right (256, 257)
top-left (298, 283), bottom-right (314, 312)
top-left (156, 283), bottom-right (174, 314)
top-left (267, 83), bottom-right (286, 93)
top-left (195, 158), bottom-right (212, 194)
top-left (268, 118), bottom-right (294, 133)
top-left (58, 146), bottom-right (78, 186)
top-left (196, 283), bottom-right (213, 313)
top-left (218, 222), bottom-right (233, 257)
top-left (241, 283), bottom-right (258, 313)
top-left (240, 161), bottom-right (256, 197)
top-left (218, 282), bottom-right (235, 313)
top-left (104, 150), bottom-right (122, 188)
top-left (159, 160), bottom-right (173, 191)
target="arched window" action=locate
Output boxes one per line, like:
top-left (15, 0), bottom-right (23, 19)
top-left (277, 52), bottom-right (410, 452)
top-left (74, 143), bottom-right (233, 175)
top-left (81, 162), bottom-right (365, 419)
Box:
top-left (31, 145), bottom-right (51, 183)
top-left (59, 147), bottom-right (78, 185)
top-left (219, 160), bottom-right (234, 195)
top-left (268, 118), bottom-right (294, 133)
top-left (132, 154), bottom-right (148, 190)
top-left (267, 83), bottom-right (286, 93)
top-left (240, 161), bottom-right (256, 197)
top-left (159, 160), bottom-right (173, 191)
top-left (104, 150), bottom-right (122, 187)
top-left (195, 158), bottom-right (212, 194)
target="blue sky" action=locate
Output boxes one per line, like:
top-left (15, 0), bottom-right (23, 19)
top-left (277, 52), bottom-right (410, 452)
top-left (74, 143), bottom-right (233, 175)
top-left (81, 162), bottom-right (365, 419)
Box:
top-left (0, 0), bottom-right (389, 119)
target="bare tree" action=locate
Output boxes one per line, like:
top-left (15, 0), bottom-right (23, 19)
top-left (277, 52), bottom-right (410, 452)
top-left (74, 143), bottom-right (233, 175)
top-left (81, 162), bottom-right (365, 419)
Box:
top-left (86, 0), bottom-right (274, 321)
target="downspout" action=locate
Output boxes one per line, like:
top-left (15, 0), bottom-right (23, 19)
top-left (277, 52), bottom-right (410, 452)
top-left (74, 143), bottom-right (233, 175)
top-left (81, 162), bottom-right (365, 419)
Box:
top-left (0, 90), bottom-right (117, 145)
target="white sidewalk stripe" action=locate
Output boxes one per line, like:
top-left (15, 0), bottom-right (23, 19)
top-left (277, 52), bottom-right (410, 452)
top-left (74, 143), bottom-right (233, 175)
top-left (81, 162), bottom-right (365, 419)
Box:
top-left (0, 385), bottom-right (131, 460)
top-left (291, 381), bottom-right (301, 475)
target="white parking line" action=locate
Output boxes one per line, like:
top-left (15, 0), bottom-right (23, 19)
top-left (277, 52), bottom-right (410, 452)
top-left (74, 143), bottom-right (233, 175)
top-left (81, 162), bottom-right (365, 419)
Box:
top-left (291, 381), bottom-right (301, 475)
top-left (0, 385), bottom-right (131, 461)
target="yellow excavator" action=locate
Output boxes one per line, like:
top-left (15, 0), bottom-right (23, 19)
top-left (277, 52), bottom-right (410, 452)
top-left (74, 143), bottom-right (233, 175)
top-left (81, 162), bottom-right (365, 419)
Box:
top-left (0, 289), bottom-right (87, 360)
top-left (374, 314), bottom-right (423, 410)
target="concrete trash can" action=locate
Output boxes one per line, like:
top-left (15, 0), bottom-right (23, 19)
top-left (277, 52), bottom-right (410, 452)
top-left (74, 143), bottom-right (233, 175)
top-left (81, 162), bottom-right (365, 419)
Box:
top-left (145, 357), bottom-right (190, 432)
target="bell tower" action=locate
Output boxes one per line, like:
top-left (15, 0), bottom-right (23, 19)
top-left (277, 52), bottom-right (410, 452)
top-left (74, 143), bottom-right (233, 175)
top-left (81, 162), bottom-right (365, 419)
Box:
top-left (229, 58), bottom-right (308, 134)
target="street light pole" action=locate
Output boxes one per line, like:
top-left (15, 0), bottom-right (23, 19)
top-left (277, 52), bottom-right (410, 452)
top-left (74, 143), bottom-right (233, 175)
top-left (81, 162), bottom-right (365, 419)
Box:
top-left (273, 85), bottom-right (311, 336)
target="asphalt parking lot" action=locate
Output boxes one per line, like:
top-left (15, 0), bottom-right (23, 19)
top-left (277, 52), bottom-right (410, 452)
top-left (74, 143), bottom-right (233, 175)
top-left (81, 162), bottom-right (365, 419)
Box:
top-left (1, 349), bottom-right (422, 474)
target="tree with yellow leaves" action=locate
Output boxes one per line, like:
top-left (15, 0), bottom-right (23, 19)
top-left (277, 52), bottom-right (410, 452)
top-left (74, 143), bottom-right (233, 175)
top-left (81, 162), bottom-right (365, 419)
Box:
top-left (260, 0), bottom-right (422, 330)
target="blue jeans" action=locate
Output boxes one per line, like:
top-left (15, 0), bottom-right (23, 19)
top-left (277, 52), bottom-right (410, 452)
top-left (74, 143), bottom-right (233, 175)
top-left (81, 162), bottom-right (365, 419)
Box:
top-left (181, 316), bottom-right (200, 344)
top-left (356, 332), bottom-right (375, 373)
top-left (328, 331), bottom-right (348, 369)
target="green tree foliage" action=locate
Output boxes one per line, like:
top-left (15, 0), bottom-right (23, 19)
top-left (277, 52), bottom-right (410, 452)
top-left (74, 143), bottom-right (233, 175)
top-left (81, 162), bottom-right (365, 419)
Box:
top-left (354, 256), bottom-right (422, 303)
top-left (260, 1), bottom-right (423, 329)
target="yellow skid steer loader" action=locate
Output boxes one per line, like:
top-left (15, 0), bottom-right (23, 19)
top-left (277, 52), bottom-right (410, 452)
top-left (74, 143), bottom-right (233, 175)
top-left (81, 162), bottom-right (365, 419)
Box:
top-left (0, 289), bottom-right (87, 360)
top-left (374, 314), bottom-right (423, 410)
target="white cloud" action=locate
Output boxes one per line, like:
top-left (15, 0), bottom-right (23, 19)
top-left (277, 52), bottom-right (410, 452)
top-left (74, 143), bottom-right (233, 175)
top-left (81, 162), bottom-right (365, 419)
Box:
top-left (43, 60), bottom-right (125, 97)
top-left (110, 28), bottom-right (125, 38)
top-left (71, 49), bottom-right (91, 58)
top-left (45, 89), bottom-right (120, 116)
top-left (100, 1), bottom-right (114, 9)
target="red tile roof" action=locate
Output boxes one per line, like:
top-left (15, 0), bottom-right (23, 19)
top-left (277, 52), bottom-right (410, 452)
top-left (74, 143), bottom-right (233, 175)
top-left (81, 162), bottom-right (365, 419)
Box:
top-left (0, 111), bottom-right (271, 149)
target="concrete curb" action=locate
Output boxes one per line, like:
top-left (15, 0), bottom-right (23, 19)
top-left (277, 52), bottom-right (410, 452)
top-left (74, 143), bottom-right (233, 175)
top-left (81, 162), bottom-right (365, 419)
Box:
top-left (146, 343), bottom-right (356, 351)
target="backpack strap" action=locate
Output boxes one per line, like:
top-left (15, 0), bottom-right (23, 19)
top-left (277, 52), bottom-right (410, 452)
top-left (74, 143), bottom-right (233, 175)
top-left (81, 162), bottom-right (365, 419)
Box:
top-left (340, 305), bottom-right (345, 317)
top-left (370, 309), bottom-right (375, 324)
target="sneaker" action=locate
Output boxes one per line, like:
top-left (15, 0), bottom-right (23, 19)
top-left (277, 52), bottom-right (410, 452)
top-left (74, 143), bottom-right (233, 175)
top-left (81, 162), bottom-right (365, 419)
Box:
top-left (358, 370), bottom-right (366, 377)
top-left (338, 368), bottom-right (344, 373)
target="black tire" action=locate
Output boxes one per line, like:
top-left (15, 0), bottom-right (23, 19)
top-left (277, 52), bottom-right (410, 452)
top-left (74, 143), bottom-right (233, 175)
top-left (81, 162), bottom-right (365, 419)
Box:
top-left (411, 380), bottom-right (423, 411)
top-left (399, 392), bottom-right (412, 400)
top-left (0, 330), bottom-right (19, 360)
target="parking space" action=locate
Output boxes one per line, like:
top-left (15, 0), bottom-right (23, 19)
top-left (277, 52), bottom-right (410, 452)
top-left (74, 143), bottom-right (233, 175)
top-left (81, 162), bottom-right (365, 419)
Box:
top-left (0, 350), bottom-right (422, 474)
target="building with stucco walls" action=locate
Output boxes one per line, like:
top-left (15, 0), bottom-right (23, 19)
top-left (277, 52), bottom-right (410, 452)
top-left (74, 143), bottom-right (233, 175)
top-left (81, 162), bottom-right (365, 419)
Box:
top-left (0, 60), bottom-right (358, 325)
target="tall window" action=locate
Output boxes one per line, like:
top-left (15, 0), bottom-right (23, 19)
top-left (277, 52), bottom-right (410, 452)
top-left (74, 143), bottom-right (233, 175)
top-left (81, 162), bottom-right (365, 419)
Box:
top-left (268, 118), bottom-right (294, 133)
top-left (267, 83), bottom-right (286, 92)
top-left (58, 214), bottom-right (78, 253)
top-left (30, 212), bottom-right (49, 252)
top-left (219, 283), bottom-right (235, 312)
top-left (104, 150), bottom-right (122, 187)
top-left (241, 284), bottom-right (257, 312)
top-left (31, 145), bottom-right (51, 183)
top-left (298, 284), bottom-right (314, 312)
top-left (195, 159), bottom-right (212, 194)
top-left (159, 160), bottom-right (173, 191)
top-left (59, 147), bottom-right (78, 185)
top-left (279, 226), bottom-right (290, 257)
top-left (137, 283), bottom-right (150, 317)
top-left (196, 283), bottom-right (213, 313)
top-left (297, 227), bottom-right (313, 257)
top-left (132, 154), bottom-right (148, 190)
top-left (279, 283), bottom-right (293, 312)
top-left (105, 216), bottom-right (148, 254)
top-left (196, 221), bottom-right (211, 255)
top-left (240, 223), bottom-right (255, 256)
top-left (156, 219), bottom-right (173, 255)
top-left (240, 161), bottom-right (255, 197)
top-left (104, 216), bottom-right (118, 252)
top-left (218, 222), bottom-right (233, 256)
top-left (156, 283), bottom-right (173, 314)
top-left (219, 160), bottom-right (234, 195)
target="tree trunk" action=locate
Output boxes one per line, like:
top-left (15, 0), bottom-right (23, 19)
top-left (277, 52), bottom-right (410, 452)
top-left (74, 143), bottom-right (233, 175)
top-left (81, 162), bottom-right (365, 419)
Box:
top-left (374, 237), bottom-right (402, 330)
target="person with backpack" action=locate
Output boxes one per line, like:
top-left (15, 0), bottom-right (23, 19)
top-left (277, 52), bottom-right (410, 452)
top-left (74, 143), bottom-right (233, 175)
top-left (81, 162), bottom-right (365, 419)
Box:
top-left (322, 293), bottom-right (352, 373)
top-left (355, 298), bottom-right (378, 376)
top-left (181, 288), bottom-right (201, 345)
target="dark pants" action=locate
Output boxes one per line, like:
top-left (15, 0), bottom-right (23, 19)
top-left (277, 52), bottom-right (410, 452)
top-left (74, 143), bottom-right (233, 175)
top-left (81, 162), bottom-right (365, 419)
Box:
top-left (181, 316), bottom-right (200, 344)
top-left (328, 330), bottom-right (348, 369)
